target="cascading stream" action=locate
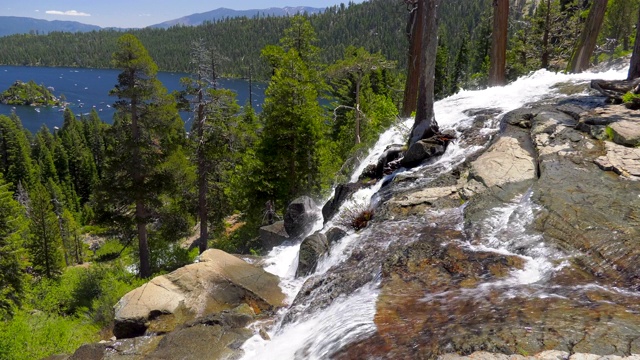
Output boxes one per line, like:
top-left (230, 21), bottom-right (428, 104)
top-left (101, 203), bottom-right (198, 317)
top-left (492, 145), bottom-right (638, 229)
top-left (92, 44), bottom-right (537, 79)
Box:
top-left (241, 66), bottom-right (628, 359)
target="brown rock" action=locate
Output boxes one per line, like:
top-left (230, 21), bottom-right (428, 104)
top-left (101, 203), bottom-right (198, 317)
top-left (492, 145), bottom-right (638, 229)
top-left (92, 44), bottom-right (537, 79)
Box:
top-left (113, 249), bottom-right (285, 339)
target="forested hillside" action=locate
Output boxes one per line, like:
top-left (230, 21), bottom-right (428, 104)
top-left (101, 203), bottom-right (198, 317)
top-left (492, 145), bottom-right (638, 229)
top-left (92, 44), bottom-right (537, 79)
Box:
top-left (0, 0), bottom-right (489, 80)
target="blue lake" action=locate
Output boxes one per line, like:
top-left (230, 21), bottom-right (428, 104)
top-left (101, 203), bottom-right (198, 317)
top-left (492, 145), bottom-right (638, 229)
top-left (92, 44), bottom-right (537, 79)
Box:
top-left (0, 66), bottom-right (266, 134)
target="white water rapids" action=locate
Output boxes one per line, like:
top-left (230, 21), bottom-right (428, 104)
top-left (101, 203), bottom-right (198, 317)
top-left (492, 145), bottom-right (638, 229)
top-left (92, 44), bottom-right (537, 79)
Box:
top-left (241, 66), bottom-right (628, 360)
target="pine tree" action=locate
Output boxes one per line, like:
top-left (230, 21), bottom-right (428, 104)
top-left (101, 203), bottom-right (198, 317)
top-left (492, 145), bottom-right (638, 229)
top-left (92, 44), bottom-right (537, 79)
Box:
top-left (327, 46), bottom-right (395, 145)
top-left (0, 176), bottom-right (28, 317)
top-left (28, 182), bottom-right (65, 279)
top-left (101, 34), bottom-right (185, 278)
top-left (0, 115), bottom-right (34, 191)
top-left (256, 17), bottom-right (327, 212)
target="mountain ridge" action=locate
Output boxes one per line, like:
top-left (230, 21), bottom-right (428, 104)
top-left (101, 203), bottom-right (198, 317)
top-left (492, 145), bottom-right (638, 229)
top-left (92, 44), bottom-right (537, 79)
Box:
top-left (0, 16), bottom-right (102, 37)
top-left (148, 6), bottom-right (325, 29)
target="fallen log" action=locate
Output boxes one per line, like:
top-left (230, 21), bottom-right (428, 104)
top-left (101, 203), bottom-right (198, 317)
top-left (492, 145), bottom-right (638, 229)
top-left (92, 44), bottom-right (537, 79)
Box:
top-left (590, 78), bottom-right (640, 101)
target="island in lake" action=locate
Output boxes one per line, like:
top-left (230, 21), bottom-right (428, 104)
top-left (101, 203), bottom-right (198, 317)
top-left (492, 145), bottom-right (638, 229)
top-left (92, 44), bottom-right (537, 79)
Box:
top-left (0, 80), bottom-right (63, 106)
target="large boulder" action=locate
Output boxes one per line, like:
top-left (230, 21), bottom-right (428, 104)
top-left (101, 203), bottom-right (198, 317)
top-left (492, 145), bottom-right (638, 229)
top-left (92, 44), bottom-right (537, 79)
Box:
top-left (113, 249), bottom-right (285, 339)
top-left (325, 227), bottom-right (348, 246)
top-left (296, 231), bottom-right (329, 278)
top-left (258, 220), bottom-right (289, 251)
top-left (322, 183), bottom-right (364, 224)
top-left (284, 196), bottom-right (318, 238)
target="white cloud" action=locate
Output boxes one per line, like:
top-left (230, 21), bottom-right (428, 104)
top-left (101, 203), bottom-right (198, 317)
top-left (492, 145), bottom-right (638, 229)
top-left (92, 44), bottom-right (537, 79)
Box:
top-left (46, 10), bottom-right (91, 17)
top-left (138, 14), bottom-right (151, 17)
top-left (35, 10), bottom-right (40, 12)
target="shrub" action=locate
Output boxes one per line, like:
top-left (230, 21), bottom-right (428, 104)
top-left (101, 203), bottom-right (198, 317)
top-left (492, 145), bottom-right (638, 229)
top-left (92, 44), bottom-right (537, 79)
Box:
top-left (336, 202), bottom-right (374, 231)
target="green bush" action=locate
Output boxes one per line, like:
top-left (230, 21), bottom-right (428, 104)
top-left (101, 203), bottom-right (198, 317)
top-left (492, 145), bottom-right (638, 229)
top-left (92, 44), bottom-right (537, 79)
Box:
top-left (0, 310), bottom-right (98, 360)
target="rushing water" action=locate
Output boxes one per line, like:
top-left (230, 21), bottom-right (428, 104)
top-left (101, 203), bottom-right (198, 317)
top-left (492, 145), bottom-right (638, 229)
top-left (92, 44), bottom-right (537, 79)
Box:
top-left (0, 65), bottom-right (265, 133)
top-left (240, 65), bottom-right (629, 359)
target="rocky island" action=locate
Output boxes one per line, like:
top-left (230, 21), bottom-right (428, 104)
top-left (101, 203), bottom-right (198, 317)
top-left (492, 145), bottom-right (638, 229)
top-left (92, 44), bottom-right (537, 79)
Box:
top-left (0, 80), bottom-right (61, 106)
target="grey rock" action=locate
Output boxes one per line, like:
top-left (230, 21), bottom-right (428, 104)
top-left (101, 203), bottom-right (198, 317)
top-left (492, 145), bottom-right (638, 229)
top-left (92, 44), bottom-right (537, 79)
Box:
top-left (325, 227), bottom-right (347, 246)
top-left (296, 232), bottom-right (329, 277)
top-left (284, 196), bottom-right (318, 238)
top-left (608, 120), bottom-right (640, 147)
top-left (322, 183), bottom-right (364, 224)
top-left (400, 138), bottom-right (446, 168)
top-left (259, 221), bottom-right (289, 251)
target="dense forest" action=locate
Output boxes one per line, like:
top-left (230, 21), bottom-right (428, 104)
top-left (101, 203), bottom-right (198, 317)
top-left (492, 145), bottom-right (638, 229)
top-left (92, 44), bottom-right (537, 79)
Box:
top-left (1, 0), bottom-right (640, 358)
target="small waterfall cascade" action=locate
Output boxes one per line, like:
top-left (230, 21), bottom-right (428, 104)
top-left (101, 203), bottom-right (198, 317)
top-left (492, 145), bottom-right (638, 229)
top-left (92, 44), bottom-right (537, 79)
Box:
top-left (241, 66), bottom-right (629, 360)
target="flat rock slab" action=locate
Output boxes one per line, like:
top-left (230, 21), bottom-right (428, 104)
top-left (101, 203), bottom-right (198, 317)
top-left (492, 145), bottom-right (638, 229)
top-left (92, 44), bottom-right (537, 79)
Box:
top-left (608, 120), bottom-right (640, 147)
top-left (438, 351), bottom-right (640, 360)
top-left (470, 136), bottom-right (536, 189)
top-left (595, 140), bottom-right (640, 179)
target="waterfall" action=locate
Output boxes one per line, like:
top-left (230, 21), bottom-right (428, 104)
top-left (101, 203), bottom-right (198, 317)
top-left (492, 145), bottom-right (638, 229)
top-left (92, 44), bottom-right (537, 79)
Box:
top-left (241, 66), bottom-right (628, 359)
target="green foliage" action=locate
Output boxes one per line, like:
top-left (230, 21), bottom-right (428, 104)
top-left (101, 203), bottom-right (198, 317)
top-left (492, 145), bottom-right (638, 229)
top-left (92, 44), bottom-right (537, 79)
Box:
top-left (0, 178), bottom-right (28, 319)
top-left (28, 182), bottom-right (65, 279)
top-left (0, 310), bottom-right (99, 360)
top-left (93, 238), bottom-right (129, 262)
top-left (0, 80), bottom-right (61, 106)
top-left (253, 17), bottom-right (328, 214)
top-left (0, 115), bottom-right (35, 190)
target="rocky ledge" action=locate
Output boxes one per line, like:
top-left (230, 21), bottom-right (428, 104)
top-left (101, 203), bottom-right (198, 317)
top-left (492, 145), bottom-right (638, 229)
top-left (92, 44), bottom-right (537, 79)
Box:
top-left (57, 249), bottom-right (285, 359)
top-left (315, 91), bottom-right (640, 359)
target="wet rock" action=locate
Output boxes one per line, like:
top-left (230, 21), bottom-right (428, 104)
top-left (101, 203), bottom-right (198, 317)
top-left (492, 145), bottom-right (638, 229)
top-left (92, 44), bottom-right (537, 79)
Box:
top-left (608, 120), bottom-right (640, 147)
top-left (325, 227), bottom-right (347, 246)
top-left (358, 164), bottom-right (377, 181)
top-left (258, 221), bottom-right (289, 251)
top-left (296, 232), bottom-right (329, 277)
top-left (322, 183), bottom-right (365, 224)
top-left (375, 144), bottom-right (405, 178)
top-left (284, 196), bottom-right (318, 238)
top-left (68, 336), bottom-right (163, 359)
top-left (145, 312), bottom-right (253, 360)
top-left (468, 133), bottom-right (536, 195)
top-left (113, 249), bottom-right (284, 339)
top-left (594, 141), bottom-right (640, 179)
top-left (400, 132), bottom-right (453, 168)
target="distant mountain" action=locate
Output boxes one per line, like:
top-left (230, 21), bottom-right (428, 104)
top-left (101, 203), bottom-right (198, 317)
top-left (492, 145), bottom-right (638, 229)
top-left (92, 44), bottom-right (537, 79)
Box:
top-left (0, 16), bottom-right (102, 37)
top-left (149, 6), bottom-right (324, 29)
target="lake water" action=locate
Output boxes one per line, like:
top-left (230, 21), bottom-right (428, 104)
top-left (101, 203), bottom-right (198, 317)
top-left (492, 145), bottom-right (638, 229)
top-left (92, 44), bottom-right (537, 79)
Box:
top-left (0, 66), bottom-right (266, 134)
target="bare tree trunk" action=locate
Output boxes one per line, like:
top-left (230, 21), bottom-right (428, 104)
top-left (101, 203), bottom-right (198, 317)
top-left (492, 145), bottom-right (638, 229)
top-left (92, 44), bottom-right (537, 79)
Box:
top-left (401, 0), bottom-right (425, 118)
top-left (197, 90), bottom-right (208, 254)
top-left (489, 0), bottom-right (509, 86)
top-left (568, 0), bottom-right (608, 73)
top-left (355, 80), bottom-right (361, 144)
top-left (628, 9), bottom-right (640, 80)
top-left (409, 0), bottom-right (440, 146)
top-left (541, 0), bottom-right (551, 69)
top-left (136, 202), bottom-right (151, 279)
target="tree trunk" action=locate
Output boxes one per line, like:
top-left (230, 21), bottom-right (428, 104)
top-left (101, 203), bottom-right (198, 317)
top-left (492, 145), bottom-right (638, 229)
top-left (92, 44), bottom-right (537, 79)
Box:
top-left (136, 201), bottom-right (151, 278)
top-left (355, 80), bottom-right (361, 144)
top-left (568, 0), bottom-right (608, 73)
top-left (489, 0), bottom-right (509, 86)
top-left (401, 0), bottom-right (425, 118)
top-left (409, 0), bottom-right (440, 146)
top-left (628, 9), bottom-right (640, 80)
top-left (130, 83), bottom-right (151, 278)
top-left (541, 0), bottom-right (551, 69)
top-left (197, 91), bottom-right (208, 254)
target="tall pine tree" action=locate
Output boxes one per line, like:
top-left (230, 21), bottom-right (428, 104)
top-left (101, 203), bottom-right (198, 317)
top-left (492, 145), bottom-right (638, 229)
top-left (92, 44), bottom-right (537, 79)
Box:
top-left (101, 34), bottom-right (185, 278)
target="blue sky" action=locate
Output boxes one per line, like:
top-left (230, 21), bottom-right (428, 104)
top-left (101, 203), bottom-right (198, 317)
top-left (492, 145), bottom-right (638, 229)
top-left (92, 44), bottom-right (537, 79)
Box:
top-left (3, 0), bottom-right (364, 28)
